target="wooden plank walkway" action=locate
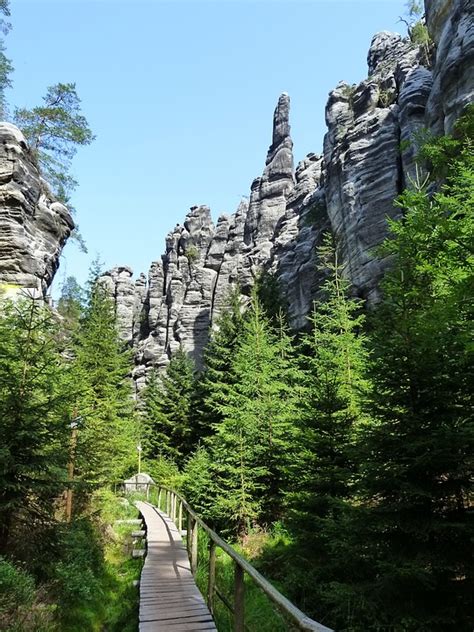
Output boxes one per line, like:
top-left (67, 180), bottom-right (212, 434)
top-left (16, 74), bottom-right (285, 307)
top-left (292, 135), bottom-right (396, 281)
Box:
top-left (136, 501), bottom-right (217, 632)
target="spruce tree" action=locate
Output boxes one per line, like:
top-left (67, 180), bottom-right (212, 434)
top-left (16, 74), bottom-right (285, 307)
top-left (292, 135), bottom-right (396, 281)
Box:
top-left (0, 296), bottom-right (70, 553)
top-left (191, 287), bottom-right (245, 441)
top-left (209, 290), bottom-right (298, 535)
top-left (355, 110), bottom-right (474, 630)
top-left (57, 275), bottom-right (84, 337)
top-left (142, 348), bottom-right (196, 467)
top-left (70, 276), bottom-right (135, 485)
top-left (291, 234), bottom-right (369, 525)
top-left (278, 235), bottom-right (370, 625)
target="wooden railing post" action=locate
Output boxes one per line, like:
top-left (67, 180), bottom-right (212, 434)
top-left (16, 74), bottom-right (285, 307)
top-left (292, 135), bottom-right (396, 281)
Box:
top-left (187, 511), bottom-right (192, 558)
top-left (191, 518), bottom-right (198, 575)
top-left (172, 493), bottom-right (177, 523)
top-left (234, 563), bottom-right (245, 632)
top-left (207, 541), bottom-right (216, 614)
top-left (178, 499), bottom-right (183, 533)
top-left (166, 490), bottom-right (171, 515)
top-left (157, 487), bottom-right (162, 510)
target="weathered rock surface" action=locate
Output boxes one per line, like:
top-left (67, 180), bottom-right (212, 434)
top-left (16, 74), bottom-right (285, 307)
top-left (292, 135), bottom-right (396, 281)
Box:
top-left (323, 32), bottom-right (431, 302)
top-left (98, 266), bottom-right (143, 341)
top-left (0, 123), bottom-right (74, 296)
top-left (425, 0), bottom-right (474, 134)
top-left (104, 0), bottom-right (472, 383)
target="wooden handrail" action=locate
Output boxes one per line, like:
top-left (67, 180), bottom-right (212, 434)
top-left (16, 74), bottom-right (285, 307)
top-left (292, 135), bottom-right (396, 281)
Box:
top-left (142, 483), bottom-right (334, 632)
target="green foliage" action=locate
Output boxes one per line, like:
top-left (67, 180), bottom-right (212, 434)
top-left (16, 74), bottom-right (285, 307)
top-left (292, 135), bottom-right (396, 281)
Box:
top-left (0, 556), bottom-right (35, 616)
top-left (378, 87), bottom-right (395, 108)
top-left (0, 0), bottom-right (12, 119)
top-left (0, 296), bottom-right (71, 553)
top-left (141, 348), bottom-right (196, 466)
top-left (255, 271), bottom-right (286, 325)
top-left (208, 289), bottom-right (299, 535)
top-left (57, 275), bottom-right (84, 335)
top-left (193, 529), bottom-right (289, 632)
top-left (402, 0), bottom-right (432, 63)
top-left (14, 83), bottom-right (94, 194)
top-left (142, 455), bottom-right (182, 490)
top-left (70, 271), bottom-right (136, 486)
top-left (50, 519), bottom-right (105, 615)
top-left (352, 111), bottom-right (474, 630)
top-left (0, 556), bottom-right (57, 632)
top-left (185, 244), bottom-right (199, 263)
top-left (14, 82), bottom-right (94, 251)
top-left (181, 446), bottom-right (216, 521)
top-left (191, 287), bottom-right (245, 440)
top-left (291, 234), bottom-right (369, 520)
top-left (406, 0), bottom-right (423, 19)
top-left (410, 20), bottom-right (431, 47)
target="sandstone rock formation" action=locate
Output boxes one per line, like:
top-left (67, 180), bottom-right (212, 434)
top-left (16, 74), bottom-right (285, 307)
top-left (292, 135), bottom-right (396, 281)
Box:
top-left (103, 0), bottom-right (472, 385)
top-left (425, 0), bottom-right (474, 134)
top-left (323, 32), bottom-right (431, 302)
top-left (0, 123), bottom-right (74, 296)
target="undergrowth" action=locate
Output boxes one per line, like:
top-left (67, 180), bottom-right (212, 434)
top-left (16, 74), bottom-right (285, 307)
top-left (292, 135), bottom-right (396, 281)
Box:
top-left (0, 489), bottom-right (142, 632)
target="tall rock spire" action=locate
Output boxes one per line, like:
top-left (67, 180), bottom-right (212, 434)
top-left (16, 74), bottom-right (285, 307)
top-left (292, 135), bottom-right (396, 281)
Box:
top-left (269, 91), bottom-right (291, 157)
top-left (243, 93), bottom-right (294, 249)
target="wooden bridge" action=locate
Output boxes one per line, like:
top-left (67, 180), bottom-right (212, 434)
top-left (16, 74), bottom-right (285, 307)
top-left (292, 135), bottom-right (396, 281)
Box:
top-left (133, 485), bottom-right (334, 632)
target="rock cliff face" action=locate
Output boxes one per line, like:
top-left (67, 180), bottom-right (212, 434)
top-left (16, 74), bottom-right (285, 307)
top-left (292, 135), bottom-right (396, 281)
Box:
top-left (104, 0), bottom-right (472, 386)
top-left (323, 32), bottom-right (432, 301)
top-left (0, 123), bottom-right (74, 296)
top-left (425, 0), bottom-right (474, 134)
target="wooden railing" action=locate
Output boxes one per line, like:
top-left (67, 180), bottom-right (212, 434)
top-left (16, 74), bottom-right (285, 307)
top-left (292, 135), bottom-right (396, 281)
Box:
top-left (128, 482), bottom-right (333, 632)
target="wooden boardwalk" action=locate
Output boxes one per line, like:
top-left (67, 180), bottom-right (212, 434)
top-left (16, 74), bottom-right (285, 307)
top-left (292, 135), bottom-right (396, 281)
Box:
top-left (136, 501), bottom-right (217, 632)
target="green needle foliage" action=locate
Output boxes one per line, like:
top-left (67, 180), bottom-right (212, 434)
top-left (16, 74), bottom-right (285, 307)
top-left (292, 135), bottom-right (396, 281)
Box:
top-left (0, 0), bottom-right (12, 119)
top-left (352, 110), bottom-right (474, 631)
top-left (191, 287), bottom-right (245, 440)
top-left (291, 234), bottom-right (369, 526)
top-left (57, 275), bottom-right (85, 339)
top-left (0, 295), bottom-right (71, 554)
top-left (14, 83), bottom-right (94, 198)
top-left (142, 348), bottom-right (196, 467)
top-left (70, 273), bottom-right (136, 487)
top-left (14, 82), bottom-right (95, 252)
top-left (208, 290), bottom-right (298, 535)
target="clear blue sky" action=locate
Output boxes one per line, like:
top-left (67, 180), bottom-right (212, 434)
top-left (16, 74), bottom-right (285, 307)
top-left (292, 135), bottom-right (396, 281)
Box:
top-left (7, 0), bottom-right (407, 292)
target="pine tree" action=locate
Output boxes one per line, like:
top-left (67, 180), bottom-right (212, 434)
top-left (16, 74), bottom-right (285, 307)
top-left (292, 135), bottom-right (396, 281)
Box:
top-left (14, 83), bottom-right (94, 199)
top-left (355, 109), bottom-right (474, 630)
top-left (209, 290), bottom-right (298, 535)
top-left (142, 348), bottom-right (196, 467)
top-left (70, 275), bottom-right (135, 486)
top-left (14, 82), bottom-right (94, 252)
top-left (0, 1), bottom-right (12, 119)
top-left (0, 296), bottom-right (71, 553)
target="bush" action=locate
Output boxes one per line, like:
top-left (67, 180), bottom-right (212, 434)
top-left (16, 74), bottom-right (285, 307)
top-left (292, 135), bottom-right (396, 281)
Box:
top-left (0, 557), bottom-right (35, 616)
